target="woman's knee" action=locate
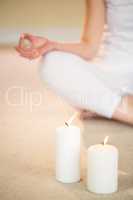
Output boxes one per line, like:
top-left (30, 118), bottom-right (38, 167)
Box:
top-left (40, 51), bottom-right (70, 91)
top-left (40, 51), bottom-right (61, 84)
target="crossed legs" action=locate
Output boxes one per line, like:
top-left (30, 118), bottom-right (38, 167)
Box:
top-left (40, 51), bottom-right (133, 126)
top-left (112, 95), bottom-right (133, 125)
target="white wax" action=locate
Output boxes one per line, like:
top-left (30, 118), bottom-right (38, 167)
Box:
top-left (87, 144), bottom-right (118, 194)
top-left (56, 125), bottom-right (80, 183)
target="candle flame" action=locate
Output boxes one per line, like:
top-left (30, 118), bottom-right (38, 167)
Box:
top-left (65, 112), bottom-right (78, 126)
top-left (103, 136), bottom-right (109, 145)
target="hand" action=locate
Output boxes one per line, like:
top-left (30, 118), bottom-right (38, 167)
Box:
top-left (15, 33), bottom-right (56, 59)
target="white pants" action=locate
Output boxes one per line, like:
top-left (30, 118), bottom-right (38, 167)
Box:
top-left (39, 51), bottom-right (122, 118)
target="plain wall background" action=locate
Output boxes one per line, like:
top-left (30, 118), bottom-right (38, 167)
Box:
top-left (0, 0), bottom-right (85, 44)
top-left (0, 0), bottom-right (84, 28)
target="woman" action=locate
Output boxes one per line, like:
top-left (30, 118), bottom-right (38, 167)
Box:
top-left (16, 0), bottom-right (133, 125)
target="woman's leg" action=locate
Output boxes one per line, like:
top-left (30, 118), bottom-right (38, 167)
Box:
top-left (80, 95), bottom-right (133, 125)
top-left (79, 109), bottom-right (98, 119)
top-left (40, 51), bottom-right (122, 119)
top-left (112, 95), bottom-right (133, 125)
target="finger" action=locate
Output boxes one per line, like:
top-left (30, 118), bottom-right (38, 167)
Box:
top-left (16, 40), bottom-right (41, 57)
top-left (20, 33), bottom-right (25, 38)
top-left (16, 48), bottom-right (34, 57)
top-left (29, 52), bottom-right (40, 59)
top-left (28, 50), bottom-right (41, 59)
top-left (15, 45), bottom-right (33, 58)
top-left (15, 46), bottom-right (26, 54)
top-left (19, 38), bottom-right (34, 51)
top-left (18, 37), bottom-right (24, 48)
top-left (20, 53), bottom-right (38, 60)
top-left (15, 46), bottom-right (22, 54)
top-left (16, 43), bottom-right (35, 55)
top-left (18, 33), bottom-right (34, 50)
top-left (20, 54), bottom-right (32, 60)
top-left (21, 34), bottom-right (39, 48)
top-left (20, 51), bottom-right (35, 57)
top-left (18, 33), bottom-right (26, 47)
top-left (22, 33), bottom-right (35, 42)
top-left (19, 52), bottom-right (35, 59)
top-left (15, 47), bottom-right (24, 57)
top-left (20, 49), bottom-right (39, 58)
top-left (22, 34), bottom-right (49, 47)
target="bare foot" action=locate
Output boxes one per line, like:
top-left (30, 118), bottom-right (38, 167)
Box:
top-left (79, 109), bottom-right (98, 120)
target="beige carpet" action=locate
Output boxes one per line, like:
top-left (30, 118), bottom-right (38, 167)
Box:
top-left (0, 47), bottom-right (133, 200)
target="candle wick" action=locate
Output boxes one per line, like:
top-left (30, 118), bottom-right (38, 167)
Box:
top-left (65, 122), bottom-right (69, 127)
top-left (64, 112), bottom-right (78, 128)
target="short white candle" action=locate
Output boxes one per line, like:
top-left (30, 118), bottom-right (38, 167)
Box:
top-left (87, 136), bottom-right (118, 194)
top-left (56, 125), bottom-right (80, 183)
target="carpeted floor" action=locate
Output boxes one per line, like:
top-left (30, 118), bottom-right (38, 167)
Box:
top-left (0, 47), bottom-right (133, 200)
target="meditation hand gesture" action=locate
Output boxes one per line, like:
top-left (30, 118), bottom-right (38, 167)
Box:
top-left (15, 33), bottom-right (56, 59)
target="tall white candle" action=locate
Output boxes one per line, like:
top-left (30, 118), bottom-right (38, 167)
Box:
top-left (87, 136), bottom-right (118, 194)
top-left (56, 125), bottom-right (80, 183)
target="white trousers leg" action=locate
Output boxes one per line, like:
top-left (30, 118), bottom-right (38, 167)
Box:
top-left (39, 51), bottom-right (121, 118)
